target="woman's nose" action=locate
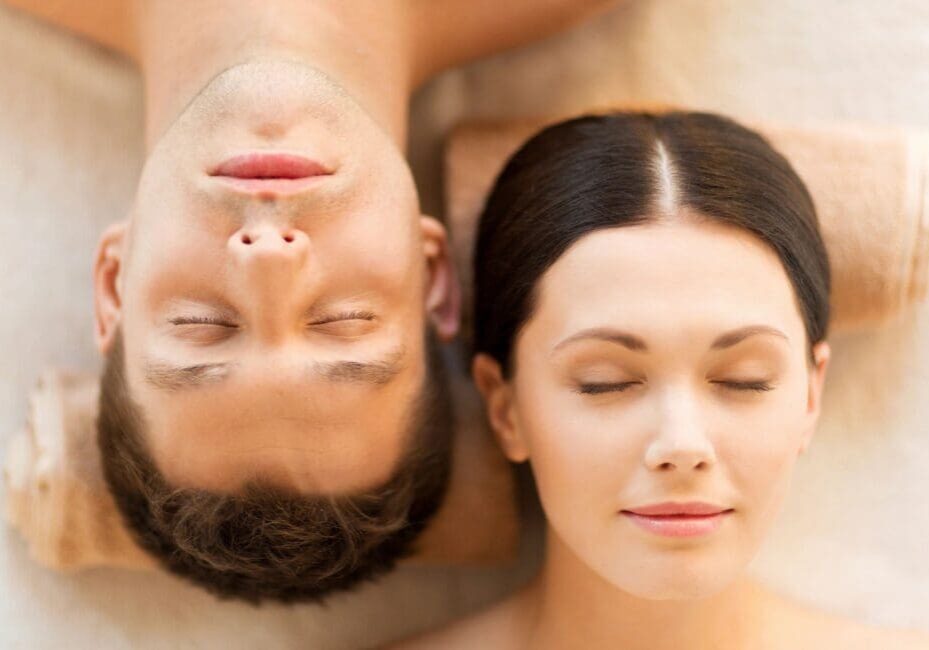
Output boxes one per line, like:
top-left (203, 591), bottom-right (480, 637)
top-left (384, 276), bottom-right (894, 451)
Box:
top-left (643, 389), bottom-right (717, 472)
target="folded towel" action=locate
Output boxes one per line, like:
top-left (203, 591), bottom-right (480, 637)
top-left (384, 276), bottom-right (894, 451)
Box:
top-left (445, 114), bottom-right (929, 335)
top-left (3, 369), bottom-right (519, 571)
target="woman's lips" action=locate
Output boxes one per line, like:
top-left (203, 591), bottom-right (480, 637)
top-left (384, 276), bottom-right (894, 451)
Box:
top-left (209, 153), bottom-right (333, 194)
top-left (621, 502), bottom-right (734, 538)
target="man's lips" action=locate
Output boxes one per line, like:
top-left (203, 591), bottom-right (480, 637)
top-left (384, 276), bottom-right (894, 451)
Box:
top-left (211, 153), bottom-right (332, 179)
top-left (620, 502), bottom-right (735, 538)
top-left (209, 153), bottom-right (333, 194)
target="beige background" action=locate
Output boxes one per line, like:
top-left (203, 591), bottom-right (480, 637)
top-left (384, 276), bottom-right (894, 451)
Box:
top-left (1, 1), bottom-right (927, 647)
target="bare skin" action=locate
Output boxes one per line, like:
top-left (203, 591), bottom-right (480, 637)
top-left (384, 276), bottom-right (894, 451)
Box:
top-left (393, 220), bottom-right (929, 650)
top-left (1, 0), bottom-right (618, 496)
top-left (395, 573), bottom-right (929, 650)
top-left (4, 0), bottom-right (617, 148)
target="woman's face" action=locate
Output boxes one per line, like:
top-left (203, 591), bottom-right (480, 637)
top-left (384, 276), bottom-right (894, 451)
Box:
top-left (474, 216), bottom-right (830, 600)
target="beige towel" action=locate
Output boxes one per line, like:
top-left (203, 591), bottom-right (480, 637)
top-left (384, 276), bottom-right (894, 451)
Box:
top-left (3, 369), bottom-right (518, 571)
top-left (446, 114), bottom-right (929, 335)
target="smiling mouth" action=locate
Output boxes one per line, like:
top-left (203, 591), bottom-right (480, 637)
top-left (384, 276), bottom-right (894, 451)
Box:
top-left (209, 153), bottom-right (333, 195)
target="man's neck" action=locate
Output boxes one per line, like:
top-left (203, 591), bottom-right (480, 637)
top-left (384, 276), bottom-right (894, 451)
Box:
top-left (134, 0), bottom-right (413, 151)
top-left (525, 528), bottom-right (769, 650)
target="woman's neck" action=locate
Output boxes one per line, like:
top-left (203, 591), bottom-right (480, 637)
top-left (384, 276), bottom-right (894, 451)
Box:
top-left (132, 0), bottom-right (413, 150)
top-left (525, 528), bottom-right (769, 650)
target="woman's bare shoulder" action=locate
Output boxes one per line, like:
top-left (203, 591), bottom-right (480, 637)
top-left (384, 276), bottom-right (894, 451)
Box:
top-left (760, 587), bottom-right (929, 650)
top-left (820, 617), bottom-right (929, 650)
top-left (386, 586), bottom-right (535, 650)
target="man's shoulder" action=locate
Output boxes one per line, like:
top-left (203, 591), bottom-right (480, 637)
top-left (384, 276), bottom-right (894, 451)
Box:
top-left (2, 0), bottom-right (135, 59)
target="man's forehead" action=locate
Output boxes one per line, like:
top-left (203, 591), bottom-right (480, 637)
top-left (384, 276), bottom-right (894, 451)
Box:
top-left (152, 409), bottom-right (412, 494)
top-left (139, 348), bottom-right (421, 494)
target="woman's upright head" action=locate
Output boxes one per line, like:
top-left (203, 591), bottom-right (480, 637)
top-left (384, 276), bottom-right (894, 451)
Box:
top-left (472, 111), bottom-right (832, 600)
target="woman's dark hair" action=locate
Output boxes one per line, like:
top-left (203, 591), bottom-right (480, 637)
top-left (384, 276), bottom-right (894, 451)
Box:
top-left (473, 111), bottom-right (831, 375)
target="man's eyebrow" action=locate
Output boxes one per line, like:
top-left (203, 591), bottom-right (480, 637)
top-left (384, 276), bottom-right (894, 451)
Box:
top-left (143, 360), bottom-right (232, 391)
top-left (312, 346), bottom-right (406, 385)
top-left (552, 324), bottom-right (789, 354)
top-left (142, 347), bottom-right (407, 391)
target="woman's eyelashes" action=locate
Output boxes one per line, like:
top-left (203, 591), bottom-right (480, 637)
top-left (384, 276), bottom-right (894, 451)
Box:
top-left (712, 380), bottom-right (775, 393)
top-left (573, 379), bottom-right (775, 395)
top-left (575, 381), bottom-right (639, 395)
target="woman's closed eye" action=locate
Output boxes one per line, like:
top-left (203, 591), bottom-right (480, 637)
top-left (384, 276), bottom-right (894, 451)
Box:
top-left (713, 380), bottom-right (775, 393)
top-left (575, 381), bottom-right (640, 395)
top-left (574, 379), bottom-right (775, 395)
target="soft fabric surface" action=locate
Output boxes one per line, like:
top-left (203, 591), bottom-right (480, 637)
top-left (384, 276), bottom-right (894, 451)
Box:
top-left (2, 1), bottom-right (928, 647)
top-left (2, 368), bottom-right (519, 571)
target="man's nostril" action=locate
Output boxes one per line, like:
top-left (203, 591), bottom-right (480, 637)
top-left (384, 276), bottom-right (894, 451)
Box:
top-left (241, 234), bottom-right (253, 245)
top-left (283, 234), bottom-right (294, 243)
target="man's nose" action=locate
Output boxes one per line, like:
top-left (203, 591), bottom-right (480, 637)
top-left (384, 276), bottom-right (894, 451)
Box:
top-left (643, 386), bottom-right (717, 473)
top-left (228, 222), bottom-right (309, 264)
top-left (228, 222), bottom-right (310, 341)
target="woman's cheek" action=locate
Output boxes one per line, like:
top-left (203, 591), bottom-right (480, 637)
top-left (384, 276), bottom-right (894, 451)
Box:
top-left (520, 388), bottom-right (638, 519)
top-left (721, 395), bottom-right (806, 528)
top-left (521, 394), bottom-right (590, 493)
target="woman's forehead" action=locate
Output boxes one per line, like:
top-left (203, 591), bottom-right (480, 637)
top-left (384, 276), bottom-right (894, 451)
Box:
top-left (543, 221), bottom-right (790, 297)
top-left (530, 221), bottom-right (803, 340)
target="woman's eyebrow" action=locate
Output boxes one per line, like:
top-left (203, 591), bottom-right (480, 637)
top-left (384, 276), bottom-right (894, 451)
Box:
top-left (552, 328), bottom-right (647, 353)
top-left (552, 324), bottom-right (789, 354)
top-left (709, 325), bottom-right (789, 350)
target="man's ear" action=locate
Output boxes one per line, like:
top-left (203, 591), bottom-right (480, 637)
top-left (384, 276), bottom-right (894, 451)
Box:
top-left (93, 222), bottom-right (128, 354)
top-left (799, 341), bottom-right (831, 455)
top-left (420, 216), bottom-right (461, 342)
top-left (472, 353), bottom-right (529, 463)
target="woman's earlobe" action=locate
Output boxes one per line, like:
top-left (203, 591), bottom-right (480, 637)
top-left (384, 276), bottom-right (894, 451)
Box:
top-left (420, 216), bottom-right (461, 342)
top-left (93, 222), bottom-right (128, 354)
top-left (472, 353), bottom-right (529, 463)
top-left (808, 341), bottom-right (831, 415)
top-left (799, 341), bottom-right (832, 454)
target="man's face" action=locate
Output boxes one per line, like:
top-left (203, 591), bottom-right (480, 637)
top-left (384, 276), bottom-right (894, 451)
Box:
top-left (94, 61), bottom-right (458, 495)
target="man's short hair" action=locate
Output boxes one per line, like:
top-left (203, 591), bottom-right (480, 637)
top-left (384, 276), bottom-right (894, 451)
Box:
top-left (97, 331), bottom-right (453, 604)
